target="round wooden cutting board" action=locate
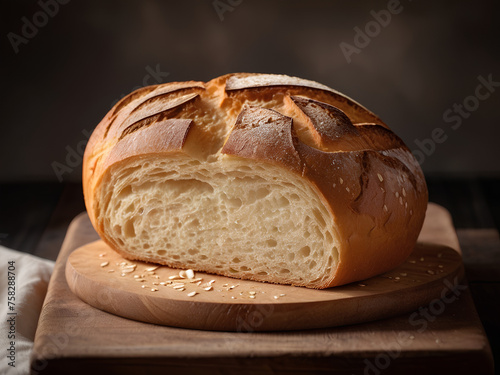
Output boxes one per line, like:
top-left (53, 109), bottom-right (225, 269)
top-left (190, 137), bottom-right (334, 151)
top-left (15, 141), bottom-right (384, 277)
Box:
top-left (66, 238), bottom-right (463, 331)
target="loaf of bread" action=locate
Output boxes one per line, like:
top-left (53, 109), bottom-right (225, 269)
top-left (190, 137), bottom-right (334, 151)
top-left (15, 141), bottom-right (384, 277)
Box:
top-left (83, 73), bottom-right (427, 289)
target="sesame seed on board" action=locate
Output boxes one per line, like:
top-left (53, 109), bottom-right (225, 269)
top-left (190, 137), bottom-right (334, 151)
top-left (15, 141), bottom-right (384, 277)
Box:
top-left (96, 255), bottom-right (296, 302)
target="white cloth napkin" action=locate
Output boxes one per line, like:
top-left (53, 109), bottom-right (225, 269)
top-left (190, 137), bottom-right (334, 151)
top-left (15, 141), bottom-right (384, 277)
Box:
top-left (0, 246), bottom-right (54, 375)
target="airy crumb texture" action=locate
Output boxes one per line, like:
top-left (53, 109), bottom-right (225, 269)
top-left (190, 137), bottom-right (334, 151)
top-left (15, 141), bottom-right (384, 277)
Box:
top-left (99, 157), bottom-right (338, 287)
top-left (83, 73), bottom-right (428, 289)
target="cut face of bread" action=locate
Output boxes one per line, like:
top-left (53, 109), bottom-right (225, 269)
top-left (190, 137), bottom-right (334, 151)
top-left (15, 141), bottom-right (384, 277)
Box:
top-left (84, 73), bottom-right (428, 289)
top-left (99, 156), bottom-right (338, 287)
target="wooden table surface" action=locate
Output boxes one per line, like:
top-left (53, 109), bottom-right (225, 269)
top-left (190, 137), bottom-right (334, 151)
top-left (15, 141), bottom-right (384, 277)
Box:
top-left (1, 177), bottom-right (499, 374)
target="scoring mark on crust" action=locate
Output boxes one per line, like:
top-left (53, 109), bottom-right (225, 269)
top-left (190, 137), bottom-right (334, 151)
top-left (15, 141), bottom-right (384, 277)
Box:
top-left (221, 106), bottom-right (302, 172)
top-left (119, 92), bottom-right (200, 141)
top-left (105, 119), bottom-right (194, 169)
top-left (129, 86), bottom-right (205, 117)
top-left (112, 85), bottom-right (159, 117)
top-left (103, 113), bottom-right (119, 139)
top-left (225, 74), bottom-right (335, 93)
top-left (106, 83), bottom-right (205, 141)
top-left (354, 124), bottom-right (408, 151)
top-left (288, 95), bottom-right (359, 148)
top-left (223, 73), bottom-right (385, 126)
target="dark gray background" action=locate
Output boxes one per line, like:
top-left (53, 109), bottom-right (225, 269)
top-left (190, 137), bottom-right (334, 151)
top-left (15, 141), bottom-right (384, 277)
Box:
top-left (1, 0), bottom-right (499, 182)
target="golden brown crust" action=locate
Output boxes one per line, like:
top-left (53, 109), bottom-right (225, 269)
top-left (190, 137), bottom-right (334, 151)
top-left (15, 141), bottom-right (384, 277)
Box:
top-left (288, 95), bottom-right (360, 148)
top-left (103, 119), bottom-right (193, 171)
top-left (83, 73), bottom-right (428, 288)
top-left (225, 73), bottom-right (385, 126)
top-left (221, 106), bottom-right (302, 173)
